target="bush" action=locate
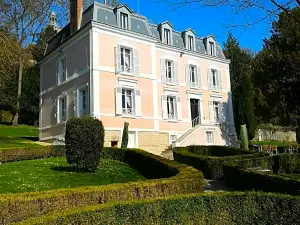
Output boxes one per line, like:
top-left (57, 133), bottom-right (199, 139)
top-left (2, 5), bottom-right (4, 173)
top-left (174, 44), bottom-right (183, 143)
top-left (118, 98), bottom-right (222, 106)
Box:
top-left (21, 192), bottom-right (300, 225)
top-left (0, 146), bottom-right (65, 163)
top-left (223, 154), bottom-right (300, 195)
top-left (0, 147), bottom-right (204, 224)
top-left (296, 126), bottom-right (300, 144)
top-left (186, 145), bottom-right (252, 156)
top-left (65, 116), bottom-right (104, 172)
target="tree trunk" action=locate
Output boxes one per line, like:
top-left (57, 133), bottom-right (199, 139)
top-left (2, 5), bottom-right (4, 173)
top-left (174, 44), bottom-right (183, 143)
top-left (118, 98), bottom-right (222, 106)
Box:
top-left (12, 61), bottom-right (23, 126)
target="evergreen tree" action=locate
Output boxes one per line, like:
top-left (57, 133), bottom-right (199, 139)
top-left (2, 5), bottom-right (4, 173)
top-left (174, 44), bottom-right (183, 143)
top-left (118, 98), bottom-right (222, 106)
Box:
top-left (223, 33), bottom-right (256, 140)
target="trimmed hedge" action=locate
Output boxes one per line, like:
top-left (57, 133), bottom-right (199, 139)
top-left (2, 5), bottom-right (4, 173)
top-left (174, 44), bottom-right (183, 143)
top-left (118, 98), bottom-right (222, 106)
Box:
top-left (0, 147), bottom-right (204, 224)
top-left (21, 192), bottom-right (300, 225)
top-left (174, 146), bottom-right (266, 179)
top-left (223, 154), bottom-right (300, 195)
top-left (0, 146), bottom-right (65, 163)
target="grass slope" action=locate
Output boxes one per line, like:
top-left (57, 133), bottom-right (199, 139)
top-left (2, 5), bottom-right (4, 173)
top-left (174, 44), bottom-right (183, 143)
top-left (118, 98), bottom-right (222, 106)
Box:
top-left (250, 140), bottom-right (297, 147)
top-left (0, 157), bottom-right (145, 194)
top-left (0, 125), bottom-right (41, 148)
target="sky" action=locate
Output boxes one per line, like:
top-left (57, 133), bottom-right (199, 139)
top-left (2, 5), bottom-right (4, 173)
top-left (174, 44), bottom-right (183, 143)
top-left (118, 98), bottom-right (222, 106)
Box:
top-left (116, 0), bottom-right (275, 52)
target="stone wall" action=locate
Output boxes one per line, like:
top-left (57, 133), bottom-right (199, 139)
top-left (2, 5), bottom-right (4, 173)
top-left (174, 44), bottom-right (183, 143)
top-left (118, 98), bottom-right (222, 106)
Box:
top-left (104, 130), bottom-right (122, 147)
top-left (138, 131), bottom-right (170, 155)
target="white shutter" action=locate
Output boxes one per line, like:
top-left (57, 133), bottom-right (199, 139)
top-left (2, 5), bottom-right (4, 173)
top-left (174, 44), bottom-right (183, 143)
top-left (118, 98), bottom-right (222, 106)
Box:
top-left (209, 100), bottom-right (214, 123)
top-left (160, 59), bottom-right (166, 83)
top-left (115, 45), bottom-right (121, 74)
top-left (218, 70), bottom-right (222, 91)
top-left (207, 69), bottom-right (212, 90)
top-left (74, 90), bottom-right (78, 117)
top-left (185, 64), bottom-right (190, 86)
top-left (115, 87), bottom-right (122, 115)
top-left (174, 61), bottom-right (179, 84)
top-left (133, 49), bottom-right (140, 74)
top-left (176, 96), bottom-right (182, 121)
top-left (162, 95), bottom-right (168, 120)
top-left (197, 66), bottom-right (201, 88)
top-left (135, 89), bottom-right (142, 117)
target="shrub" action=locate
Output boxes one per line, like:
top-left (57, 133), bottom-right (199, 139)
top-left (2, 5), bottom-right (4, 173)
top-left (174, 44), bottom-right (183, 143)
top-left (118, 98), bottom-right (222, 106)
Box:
top-left (21, 192), bottom-right (300, 225)
top-left (65, 116), bottom-right (104, 172)
top-left (121, 122), bottom-right (129, 148)
top-left (240, 124), bottom-right (249, 150)
top-left (0, 146), bottom-right (65, 163)
top-left (223, 154), bottom-right (300, 195)
top-left (174, 147), bottom-right (266, 179)
top-left (0, 147), bottom-right (204, 224)
top-left (296, 126), bottom-right (300, 144)
top-left (186, 145), bottom-right (252, 156)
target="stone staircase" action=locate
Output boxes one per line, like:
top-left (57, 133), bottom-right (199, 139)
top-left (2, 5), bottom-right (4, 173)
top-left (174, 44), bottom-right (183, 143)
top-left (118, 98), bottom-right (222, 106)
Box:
top-left (176, 124), bottom-right (201, 145)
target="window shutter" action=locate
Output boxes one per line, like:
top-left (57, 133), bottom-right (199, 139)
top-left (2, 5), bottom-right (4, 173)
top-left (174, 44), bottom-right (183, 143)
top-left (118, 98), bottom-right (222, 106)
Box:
top-left (160, 59), bottom-right (166, 83)
top-left (209, 100), bottom-right (214, 123)
top-left (207, 69), bottom-right (212, 90)
top-left (174, 61), bottom-right (179, 84)
top-left (218, 70), bottom-right (222, 91)
top-left (162, 95), bottom-right (168, 120)
top-left (185, 64), bottom-right (190, 86)
top-left (115, 45), bottom-right (121, 74)
top-left (115, 87), bottom-right (122, 115)
top-left (133, 49), bottom-right (140, 74)
top-left (197, 66), bottom-right (201, 88)
top-left (135, 89), bottom-right (142, 117)
top-left (74, 90), bottom-right (78, 117)
top-left (176, 96), bottom-right (182, 121)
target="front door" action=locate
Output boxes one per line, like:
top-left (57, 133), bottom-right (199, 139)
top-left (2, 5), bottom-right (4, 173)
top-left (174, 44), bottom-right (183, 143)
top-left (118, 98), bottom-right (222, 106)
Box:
top-left (190, 99), bottom-right (200, 126)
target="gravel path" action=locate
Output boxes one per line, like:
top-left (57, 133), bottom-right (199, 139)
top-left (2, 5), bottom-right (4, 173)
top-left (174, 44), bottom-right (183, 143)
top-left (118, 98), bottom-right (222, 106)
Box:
top-left (204, 179), bottom-right (232, 192)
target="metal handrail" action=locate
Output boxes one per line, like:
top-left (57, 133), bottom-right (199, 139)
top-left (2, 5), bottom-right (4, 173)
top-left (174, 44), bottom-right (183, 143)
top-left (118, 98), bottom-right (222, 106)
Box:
top-left (192, 116), bottom-right (201, 127)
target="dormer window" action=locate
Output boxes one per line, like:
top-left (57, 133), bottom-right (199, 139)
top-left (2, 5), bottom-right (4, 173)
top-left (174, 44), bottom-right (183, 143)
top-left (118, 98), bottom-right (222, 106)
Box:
top-left (188, 35), bottom-right (194, 50)
top-left (164, 29), bottom-right (171, 45)
top-left (209, 41), bottom-right (215, 56)
top-left (120, 13), bottom-right (128, 29)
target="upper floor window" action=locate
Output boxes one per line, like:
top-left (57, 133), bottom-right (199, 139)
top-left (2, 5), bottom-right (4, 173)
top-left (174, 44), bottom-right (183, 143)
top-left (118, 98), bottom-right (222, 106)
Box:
top-left (190, 65), bottom-right (196, 87)
top-left (213, 101), bottom-right (220, 123)
top-left (165, 60), bottom-right (175, 84)
top-left (167, 96), bottom-right (177, 120)
top-left (77, 85), bottom-right (89, 117)
top-left (57, 57), bottom-right (66, 84)
top-left (212, 70), bottom-right (217, 87)
top-left (188, 35), bottom-right (194, 50)
top-left (115, 86), bottom-right (141, 117)
top-left (209, 41), bottom-right (215, 56)
top-left (162, 95), bottom-right (182, 121)
top-left (120, 13), bottom-right (128, 29)
top-left (122, 88), bottom-right (134, 115)
top-left (120, 47), bottom-right (132, 73)
top-left (208, 69), bottom-right (221, 91)
top-left (164, 29), bottom-right (171, 45)
top-left (58, 95), bottom-right (67, 123)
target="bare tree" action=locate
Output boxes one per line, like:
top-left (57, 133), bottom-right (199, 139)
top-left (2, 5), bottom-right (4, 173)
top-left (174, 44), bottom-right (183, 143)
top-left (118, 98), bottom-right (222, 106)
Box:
top-left (164, 0), bottom-right (300, 28)
top-left (0, 0), bottom-right (68, 125)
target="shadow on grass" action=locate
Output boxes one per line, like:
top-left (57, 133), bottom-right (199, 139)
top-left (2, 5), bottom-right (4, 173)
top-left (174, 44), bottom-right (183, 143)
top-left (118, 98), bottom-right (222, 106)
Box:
top-left (51, 166), bottom-right (76, 172)
top-left (20, 136), bottom-right (39, 142)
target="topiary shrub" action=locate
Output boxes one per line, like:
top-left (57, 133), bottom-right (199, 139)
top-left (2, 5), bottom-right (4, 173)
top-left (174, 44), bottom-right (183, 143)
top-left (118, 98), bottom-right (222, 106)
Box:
top-left (65, 116), bottom-right (104, 172)
top-left (240, 124), bottom-right (249, 150)
top-left (121, 122), bottom-right (129, 148)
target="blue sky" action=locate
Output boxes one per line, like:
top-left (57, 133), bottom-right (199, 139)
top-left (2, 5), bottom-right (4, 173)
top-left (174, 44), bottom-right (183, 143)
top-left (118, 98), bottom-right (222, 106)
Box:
top-left (119, 0), bottom-right (274, 52)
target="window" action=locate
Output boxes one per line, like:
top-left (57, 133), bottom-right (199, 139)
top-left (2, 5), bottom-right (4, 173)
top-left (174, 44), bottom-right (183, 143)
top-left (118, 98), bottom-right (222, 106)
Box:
top-left (190, 65), bottom-right (196, 87)
top-left (120, 47), bottom-right (132, 73)
top-left (58, 96), bottom-right (67, 123)
top-left (164, 29), bottom-right (171, 45)
top-left (167, 96), bottom-right (177, 120)
top-left (188, 35), bottom-right (194, 50)
top-left (212, 69), bottom-right (217, 89)
top-left (122, 88), bottom-right (134, 115)
top-left (206, 131), bottom-right (214, 145)
top-left (209, 41), bottom-right (214, 56)
top-left (213, 101), bottom-right (220, 123)
top-left (78, 86), bottom-right (89, 117)
top-left (57, 57), bottom-right (66, 84)
top-left (120, 13), bottom-right (128, 29)
top-left (165, 60), bottom-right (174, 83)
top-left (170, 134), bottom-right (177, 143)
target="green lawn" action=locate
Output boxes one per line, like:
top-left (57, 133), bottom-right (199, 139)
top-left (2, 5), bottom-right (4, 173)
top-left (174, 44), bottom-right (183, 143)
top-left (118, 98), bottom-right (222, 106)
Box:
top-left (250, 141), bottom-right (297, 147)
top-left (0, 124), bottom-right (41, 148)
top-left (0, 157), bottom-right (145, 194)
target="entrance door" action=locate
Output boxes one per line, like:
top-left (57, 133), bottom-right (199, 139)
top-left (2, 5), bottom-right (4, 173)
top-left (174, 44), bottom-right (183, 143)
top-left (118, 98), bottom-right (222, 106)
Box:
top-left (190, 99), bottom-right (200, 126)
top-left (127, 131), bottom-right (136, 148)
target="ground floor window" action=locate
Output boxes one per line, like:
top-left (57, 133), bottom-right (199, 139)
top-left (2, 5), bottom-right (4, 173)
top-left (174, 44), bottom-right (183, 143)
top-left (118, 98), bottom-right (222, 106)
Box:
top-left (206, 131), bottom-right (214, 145)
top-left (58, 96), bottom-right (67, 123)
top-left (122, 88), bottom-right (134, 115)
top-left (167, 96), bottom-right (177, 120)
top-left (78, 85), bottom-right (89, 117)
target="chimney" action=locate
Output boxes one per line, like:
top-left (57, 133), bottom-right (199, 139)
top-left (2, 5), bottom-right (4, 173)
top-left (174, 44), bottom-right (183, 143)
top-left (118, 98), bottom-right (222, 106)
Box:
top-left (70, 0), bottom-right (83, 34)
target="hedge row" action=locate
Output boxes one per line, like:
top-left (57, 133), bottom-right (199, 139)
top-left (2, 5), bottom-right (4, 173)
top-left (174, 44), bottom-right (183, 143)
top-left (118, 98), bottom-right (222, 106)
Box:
top-left (0, 146), bottom-right (65, 163)
top-left (223, 154), bottom-right (300, 195)
top-left (187, 145), bottom-right (252, 157)
top-left (0, 147), bottom-right (204, 224)
top-left (20, 192), bottom-right (300, 225)
top-left (173, 146), bottom-right (267, 179)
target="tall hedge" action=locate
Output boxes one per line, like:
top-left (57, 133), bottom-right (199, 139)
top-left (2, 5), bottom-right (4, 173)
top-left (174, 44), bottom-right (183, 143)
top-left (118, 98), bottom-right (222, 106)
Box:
top-left (65, 116), bottom-right (104, 172)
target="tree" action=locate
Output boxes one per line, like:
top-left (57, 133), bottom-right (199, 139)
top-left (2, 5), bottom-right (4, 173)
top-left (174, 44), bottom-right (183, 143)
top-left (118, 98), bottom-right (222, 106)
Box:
top-left (252, 7), bottom-right (300, 126)
top-left (223, 33), bottom-right (256, 140)
top-left (121, 122), bottom-right (129, 148)
top-left (0, 0), bottom-right (67, 125)
top-left (164, 1), bottom-right (300, 27)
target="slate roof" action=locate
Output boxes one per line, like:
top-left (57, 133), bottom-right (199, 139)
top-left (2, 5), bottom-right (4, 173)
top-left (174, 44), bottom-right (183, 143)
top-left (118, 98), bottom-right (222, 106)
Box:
top-left (45, 2), bottom-right (226, 59)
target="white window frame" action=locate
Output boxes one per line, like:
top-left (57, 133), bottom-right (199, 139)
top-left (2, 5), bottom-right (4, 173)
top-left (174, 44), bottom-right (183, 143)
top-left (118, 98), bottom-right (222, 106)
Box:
top-left (164, 28), bottom-right (171, 45)
top-left (209, 41), bottom-right (215, 56)
top-left (190, 65), bottom-right (197, 87)
top-left (57, 56), bottom-right (67, 84)
top-left (213, 101), bottom-right (220, 124)
top-left (165, 60), bottom-right (175, 84)
top-left (57, 95), bottom-right (67, 124)
top-left (211, 69), bottom-right (218, 90)
top-left (206, 130), bottom-right (214, 145)
top-left (120, 46), bottom-right (133, 73)
top-left (166, 95), bottom-right (177, 120)
top-left (120, 12), bottom-right (128, 29)
top-left (77, 84), bottom-right (89, 117)
top-left (188, 35), bottom-right (194, 50)
top-left (122, 87), bottom-right (135, 116)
